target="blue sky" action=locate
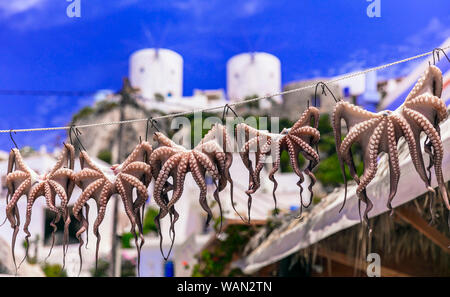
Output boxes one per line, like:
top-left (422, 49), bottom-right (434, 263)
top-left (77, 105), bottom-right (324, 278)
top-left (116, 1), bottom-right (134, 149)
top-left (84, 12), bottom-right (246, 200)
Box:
top-left (0, 0), bottom-right (449, 150)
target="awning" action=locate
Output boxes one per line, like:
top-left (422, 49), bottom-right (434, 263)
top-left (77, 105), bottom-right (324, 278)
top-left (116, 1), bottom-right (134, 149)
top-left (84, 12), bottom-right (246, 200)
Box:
top-left (380, 38), bottom-right (450, 111)
top-left (236, 112), bottom-right (450, 274)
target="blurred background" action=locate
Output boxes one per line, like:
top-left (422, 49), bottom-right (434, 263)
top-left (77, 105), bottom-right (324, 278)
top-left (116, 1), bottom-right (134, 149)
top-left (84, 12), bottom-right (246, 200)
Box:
top-left (0, 0), bottom-right (449, 277)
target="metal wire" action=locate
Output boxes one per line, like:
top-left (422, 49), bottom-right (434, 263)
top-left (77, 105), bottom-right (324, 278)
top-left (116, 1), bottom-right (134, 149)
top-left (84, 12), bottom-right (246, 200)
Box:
top-left (1, 46), bottom-right (448, 134)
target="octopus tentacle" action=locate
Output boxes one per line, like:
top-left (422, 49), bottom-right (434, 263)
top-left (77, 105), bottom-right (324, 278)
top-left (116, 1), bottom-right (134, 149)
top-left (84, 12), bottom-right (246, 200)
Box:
top-left (288, 134), bottom-right (319, 207)
top-left (248, 138), bottom-right (272, 195)
top-left (154, 154), bottom-right (183, 217)
top-left (74, 177), bottom-right (104, 272)
top-left (286, 136), bottom-right (306, 209)
top-left (290, 126), bottom-right (320, 144)
top-left (73, 178), bottom-right (104, 220)
top-left (333, 101), bottom-right (377, 210)
top-left (268, 144), bottom-right (281, 212)
top-left (240, 136), bottom-right (263, 192)
top-left (93, 182), bottom-right (112, 271)
top-left (116, 177), bottom-right (140, 254)
top-left (121, 172), bottom-right (149, 197)
top-left (74, 168), bottom-right (103, 180)
top-left (386, 118), bottom-right (400, 213)
top-left (165, 154), bottom-right (189, 214)
top-left (123, 161), bottom-right (151, 176)
top-left (403, 107), bottom-right (449, 210)
top-left (190, 155), bottom-right (212, 226)
top-left (192, 150), bottom-right (220, 180)
top-left (6, 178), bottom-right (31, 229)
top-left (22, 182), bottom-right (45, 262)
top-left (291, 106), bottom-right (320, 131)
top-left (357, 120), bottom-right (386, 225)
top-left (45, 183), bottom-right (60, 261)
top-left (393, 114), bottom-right (431, 190)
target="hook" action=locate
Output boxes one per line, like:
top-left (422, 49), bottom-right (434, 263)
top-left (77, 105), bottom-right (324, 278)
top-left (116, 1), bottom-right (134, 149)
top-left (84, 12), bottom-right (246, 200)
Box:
top-left (314, 81), bottom-right (340, 107)
top-left (146, 118), bottom-right (160, 141)
top-left (70, 126), bottom-right (86, 151)
top-left (221, 104), bottom-right (238, 121)
top-left (9, 130), bottom-right (18, 149)
top-left (431, 48), bottom-right (450, 65)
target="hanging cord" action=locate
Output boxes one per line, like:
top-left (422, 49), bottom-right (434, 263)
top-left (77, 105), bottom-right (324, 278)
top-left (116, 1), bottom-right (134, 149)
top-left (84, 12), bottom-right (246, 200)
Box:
top-left (1, 47), bottom-right (449, 134)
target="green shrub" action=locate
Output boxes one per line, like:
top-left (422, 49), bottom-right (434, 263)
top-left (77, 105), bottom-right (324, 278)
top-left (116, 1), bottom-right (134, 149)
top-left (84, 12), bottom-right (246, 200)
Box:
top-left (142, 208), bottom-right (159, 235)
top-left (97, 150), bottom-right (112, 164)
top-left (42, 263), bottom-right (67, 277)
top-left (72, 106), bottom-right (94, 122)
top-left (90, 258), bottom-right (110, 277)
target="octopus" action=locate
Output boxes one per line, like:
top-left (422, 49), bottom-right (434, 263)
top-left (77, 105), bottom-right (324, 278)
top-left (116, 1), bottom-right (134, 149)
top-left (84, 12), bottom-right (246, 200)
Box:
top-left (5, 143), bottom-right (75, 270)
top-left (333, 65), bottom-right (449, 225)
top-left (72, 141), bottom-right (152, 274)
top-left (150, 124), bottom-right (232, 259)
top-left (236, 106), bottom-right (321, 221)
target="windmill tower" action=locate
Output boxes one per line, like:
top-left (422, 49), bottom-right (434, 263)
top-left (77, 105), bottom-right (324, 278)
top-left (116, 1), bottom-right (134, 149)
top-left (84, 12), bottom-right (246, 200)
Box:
top-left (129, 48), bottom-right (183, 102)
top-left (226, 52), bottom-right (281, 108)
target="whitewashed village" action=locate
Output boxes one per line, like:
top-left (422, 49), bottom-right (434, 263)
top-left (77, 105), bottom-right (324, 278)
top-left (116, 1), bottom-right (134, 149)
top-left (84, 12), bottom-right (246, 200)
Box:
top-left (1, 37), bottom-right (449, 277)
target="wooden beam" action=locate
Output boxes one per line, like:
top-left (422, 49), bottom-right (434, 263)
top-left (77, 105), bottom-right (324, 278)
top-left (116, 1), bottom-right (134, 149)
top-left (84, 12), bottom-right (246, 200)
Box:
top-left (395, 205), bottom-right (450, 253)
top-left (316, 248), bottom-right (411, 277)
top-left (225, 219), bottom-right (266, 226)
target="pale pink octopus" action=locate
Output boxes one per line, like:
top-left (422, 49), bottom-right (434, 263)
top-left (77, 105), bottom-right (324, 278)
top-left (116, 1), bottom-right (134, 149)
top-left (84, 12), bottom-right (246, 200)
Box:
top-left (236, 106), bottom-right (321, 221)
top-left (72, 141), bottom-right (152, 273)
top-left (150, 124), bottom-right (232, 259)
top-left (5, 143), bottom-right (75, 269)
top-left (333, 65), bottom-right (449, 225)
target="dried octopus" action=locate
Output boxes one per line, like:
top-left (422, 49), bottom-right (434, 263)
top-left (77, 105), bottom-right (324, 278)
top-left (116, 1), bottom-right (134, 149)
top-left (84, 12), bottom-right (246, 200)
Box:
top-left (236, 106), bottom-right (321, 221)
top-left (150, 124), bottom-right (232, 259)
top-left (5, 143), bottom-right (75, 270)
top-left (333, 65), bottom-right (449, 224)
top-left (72, 141), bottom-right (152, 273)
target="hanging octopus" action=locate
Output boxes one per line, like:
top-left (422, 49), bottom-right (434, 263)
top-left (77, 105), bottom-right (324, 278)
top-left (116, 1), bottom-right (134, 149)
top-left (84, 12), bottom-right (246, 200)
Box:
top-left (72, 141), bottom-right (152, 273)
top-left (5, 143), bottom-right (75, 270)
top-left (333, 65), bottom-right (449, 225)
top-left (150, 125), bottom-right (232, 259)
top-left (236, 106), bottom-right (321, 221)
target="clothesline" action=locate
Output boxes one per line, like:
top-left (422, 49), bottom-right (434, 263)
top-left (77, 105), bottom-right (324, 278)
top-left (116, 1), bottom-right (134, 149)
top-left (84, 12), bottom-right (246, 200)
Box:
top-left (1, 46), bottom-right (449, 133)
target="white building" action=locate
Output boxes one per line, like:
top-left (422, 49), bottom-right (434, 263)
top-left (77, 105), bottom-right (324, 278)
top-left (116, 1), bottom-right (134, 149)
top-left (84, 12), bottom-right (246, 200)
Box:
top-left (0, 149), bottom-right (128, 277)
top-left (129, 48), bottom-right (183, 101)
top-left (227, 52), bottom-right (282, 109)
